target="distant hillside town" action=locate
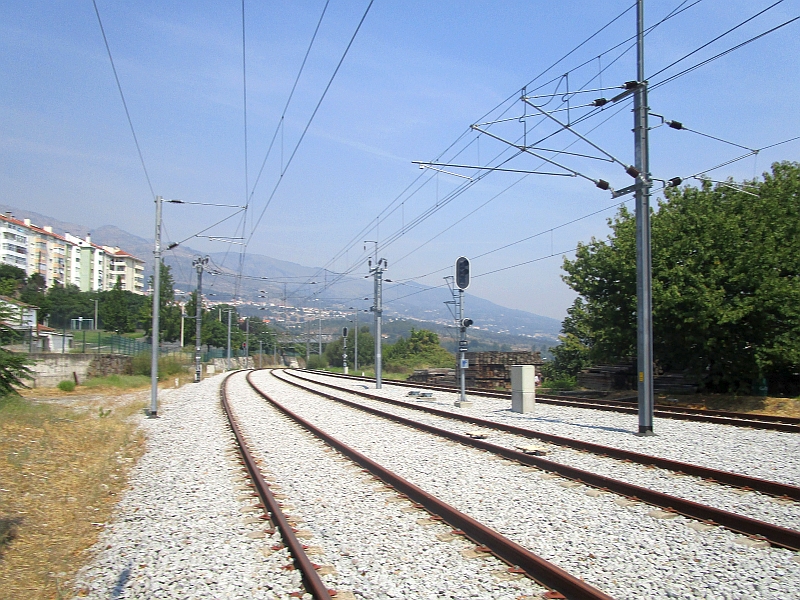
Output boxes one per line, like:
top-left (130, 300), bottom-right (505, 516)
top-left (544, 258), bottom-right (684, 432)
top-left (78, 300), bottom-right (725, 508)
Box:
top-left (0, 211), bottom-right (145, 294)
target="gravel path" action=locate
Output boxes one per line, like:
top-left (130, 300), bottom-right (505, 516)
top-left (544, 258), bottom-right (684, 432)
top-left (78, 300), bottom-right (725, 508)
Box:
top-left (74, 375), bottom-right (308, 599)
top-left (227, 372), bottom-right (547, 600)
top-left (285, 370), bottom-right (800, 530)
top-left (252, 369), bottom-right (800, 600)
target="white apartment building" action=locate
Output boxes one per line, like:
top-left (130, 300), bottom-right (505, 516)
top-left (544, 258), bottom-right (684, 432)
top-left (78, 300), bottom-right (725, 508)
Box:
top-left (0, 212), bottom-right (145, 294)
top-left (0, 215), bottom-right (29, 270)
top-left (103, 246), bottom-right (145, 294)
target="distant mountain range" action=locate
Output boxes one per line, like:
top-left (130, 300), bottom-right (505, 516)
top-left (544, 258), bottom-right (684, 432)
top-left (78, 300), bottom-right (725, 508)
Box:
top-left (2, 204), bottom-right (562, 343)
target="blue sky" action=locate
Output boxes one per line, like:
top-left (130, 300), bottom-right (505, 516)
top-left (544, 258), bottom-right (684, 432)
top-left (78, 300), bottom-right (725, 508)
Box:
top-left (2, 0), bottom-right (798, 319)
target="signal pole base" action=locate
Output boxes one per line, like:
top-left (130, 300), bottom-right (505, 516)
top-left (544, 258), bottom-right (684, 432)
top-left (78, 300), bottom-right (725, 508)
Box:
top-left (636, 426), bottom-right (654, 436)
top-left (454, 400), bottom-right (473, 408)
top-left (146, 410), bottom-right (159, 419)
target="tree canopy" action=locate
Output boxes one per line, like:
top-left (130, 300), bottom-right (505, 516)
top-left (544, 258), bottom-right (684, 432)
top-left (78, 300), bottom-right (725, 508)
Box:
top-left (554, 161), bottom-right (800, 393)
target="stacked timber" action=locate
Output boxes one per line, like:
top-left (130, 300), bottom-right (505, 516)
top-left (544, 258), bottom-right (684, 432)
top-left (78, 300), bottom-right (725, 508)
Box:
top-left (464, 351), bottom-right (543, 390)
top-left (576, 363), bottom-right (635, 391)
top-left (407, 368), bottom-right (456, 386)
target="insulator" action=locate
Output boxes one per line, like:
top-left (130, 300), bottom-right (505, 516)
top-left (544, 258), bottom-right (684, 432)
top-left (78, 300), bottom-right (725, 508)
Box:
top-left (592, 98), bottom-right (608, 107)
top-left (596, 179), bottom-right (610, 190)
top-left (624, 81), bottom-right (639, 89)
top-left (668, 177), bottom-right (682, 187)
top-left (626, 166), bottom-right (640, 178)
top-left (668, 120), bottom-right (683, 130)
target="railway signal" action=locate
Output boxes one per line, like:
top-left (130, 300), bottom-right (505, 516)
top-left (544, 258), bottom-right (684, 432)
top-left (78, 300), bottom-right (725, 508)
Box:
top-left (455, 256), bottom-right (470, 290)
top-left (453, 257), bottom-right (473, 407)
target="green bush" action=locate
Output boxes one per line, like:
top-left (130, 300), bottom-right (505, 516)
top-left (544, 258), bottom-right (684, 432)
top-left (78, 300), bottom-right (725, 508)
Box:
top-left (83, 375), bottom-right (150, 389)
top-left (307, 355), bottom-right (328, 370)
top-left (57, 380), bottom-right (76, 392)
top-left (131, 353), bottom-right (188, 377)
top-left (541, 375), bottom-right (577, 391)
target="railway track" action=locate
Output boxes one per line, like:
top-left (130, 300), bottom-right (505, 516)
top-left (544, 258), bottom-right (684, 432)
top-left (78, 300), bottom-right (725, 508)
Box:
top-left (277, 368), bottom-right (800, 551)
top-left (236, 372), bottom-right (798, 598)
top-left (288, 369), bottom-right (800, 501)
top-left (306, 370), bottom-right (800, 433)
top-left (223, 370), bottom-right (613, 600)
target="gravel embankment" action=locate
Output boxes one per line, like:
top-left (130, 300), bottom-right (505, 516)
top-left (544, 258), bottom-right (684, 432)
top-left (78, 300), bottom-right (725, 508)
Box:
top-left (252, 369), bottom-right (800, 600)
top-left (74, 375), bottom-right (308, 599)
top-left (286, 370), bottom-right (800, 530)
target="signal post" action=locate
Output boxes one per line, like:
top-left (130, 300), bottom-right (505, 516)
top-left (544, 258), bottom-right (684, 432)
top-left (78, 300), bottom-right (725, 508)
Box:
top-left (455, 257), bottom-right (473, 407)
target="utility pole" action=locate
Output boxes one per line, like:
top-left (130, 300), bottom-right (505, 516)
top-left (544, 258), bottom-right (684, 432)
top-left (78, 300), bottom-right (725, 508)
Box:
top-left (318, 308), bottom-right (323, 357)
top-left (149, 195), bottom-right (162, 417)
top-left (634, 0), bottom-right (654, 435)
top-left (306, 318), bottom-right (310, 364)
top-left (192, 256), bottom-right (208, 383)
top-left (226, 309), bottom-right (232, 371)
top-left (259, 339), bottom-right (263, 369)
top-left (342, 326), bottom-right (348, 375)
top-left (366, 241), bottom-right (387, 389)
top-left (351, 306), bottom-right (360, 372)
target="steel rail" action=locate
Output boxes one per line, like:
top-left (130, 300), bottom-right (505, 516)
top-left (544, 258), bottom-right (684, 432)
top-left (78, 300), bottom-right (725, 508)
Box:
top-left (303, 370), bottom-right (800, 432)
top-left (246, 371), bottom-right (614, 600)
top-left (288, 370), bottom-right (800, 501)
top-left (273, 370), bottom-right (800, 551)
top-left (220, 371), bottom-right (334, 600)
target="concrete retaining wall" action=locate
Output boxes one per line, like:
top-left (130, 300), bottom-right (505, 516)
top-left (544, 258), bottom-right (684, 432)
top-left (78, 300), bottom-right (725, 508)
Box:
top-left (28, 354), bottom-right (133, 388)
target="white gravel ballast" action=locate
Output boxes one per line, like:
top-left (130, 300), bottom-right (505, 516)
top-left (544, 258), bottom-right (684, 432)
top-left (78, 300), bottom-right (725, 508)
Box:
top-left (284, 370), bottom-right (800, 531)
top-left (225, 372), bottom-right (548, 600)
top-left (74, 375), bottom-right (309, 599)
top-left (250, 369), bottom-right (800, 600)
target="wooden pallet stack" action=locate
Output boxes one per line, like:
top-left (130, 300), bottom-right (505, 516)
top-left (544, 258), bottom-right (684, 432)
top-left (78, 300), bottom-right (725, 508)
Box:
top-left (407, 368), bottom-right (456, 386)
top-left (576, 363), bottom-right (635, 391)
top-left (464, 351), bottom-right (543, 390)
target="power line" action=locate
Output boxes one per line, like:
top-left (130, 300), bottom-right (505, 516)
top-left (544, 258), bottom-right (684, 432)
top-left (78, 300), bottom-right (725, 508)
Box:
top-left (286, 1), bottom-right (708, 303)
top-left (91, 0), bottom-right (155, 200)
top-left (247, 0), bottom-right (375, 242)
top-left (650, 16), bottom-right (800, 91)
top-left (648, 0), bottom-right (787, 80)
top-left (247, 0), bottom-right (331, 205)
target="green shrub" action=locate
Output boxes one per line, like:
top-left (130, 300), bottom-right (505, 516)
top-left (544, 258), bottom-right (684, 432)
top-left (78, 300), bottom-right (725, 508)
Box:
top-left (541, 375), bottom-right (577, 391)
top-left (131, 353), bottom-right (188, 377)
top-left (57, 380), bottom-right (76, 392)
top-left (307, 355), bottom-right (328, 370)
top-left (83, 375), bottom-right (150, 389)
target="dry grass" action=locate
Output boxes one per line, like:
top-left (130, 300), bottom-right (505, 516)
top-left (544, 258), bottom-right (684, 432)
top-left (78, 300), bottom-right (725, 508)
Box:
top-left (0, 389), bottom-right (147, 600)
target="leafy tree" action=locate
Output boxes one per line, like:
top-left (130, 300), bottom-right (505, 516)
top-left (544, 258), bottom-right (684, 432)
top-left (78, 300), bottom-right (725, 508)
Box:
top-left (202, 318), bottom-right (228, 351)
top-left (0, 303), bottom-right (33, 395)
top-left (19, 272), bottom-right (46, 309)
top-left (101, 276), bottom-right (132, 334)
top-left (44, 283), bottom-right (94, 328)
top-left (559, 162), bottom-right (800, 392)
top-left (542, 297), bottom-right (592, 379)
top-left (144, 263), bottom-right (182, 342)
top-left (381, 328), bottom-right (454, 370)
top-left (200, 305), bottom-right (245, 351)
top-left (323, 325), bottom-right (374, 367)
top-left (0, 265), bottom-right (26, 299)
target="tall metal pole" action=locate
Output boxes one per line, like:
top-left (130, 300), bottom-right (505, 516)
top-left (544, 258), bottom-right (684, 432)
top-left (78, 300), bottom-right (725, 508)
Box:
top-left (149, 196), bottom-right (162, 417)
top-left (354, 307), bottom-right (359, 372)
top-left (193, 257), bottom-right (206, 383)
top-left (372, 260), bottom-right (385, 389)
top-left (245, 316), bottom-right (250, 368)
top-left (226, 309), bottom-right (232, 371)
top-left (306, 319), bottom-right (310, 364)
top-left (318, 308), bottom-right (322, 356)
top-left (634, 0), bottom-right (654, 435)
